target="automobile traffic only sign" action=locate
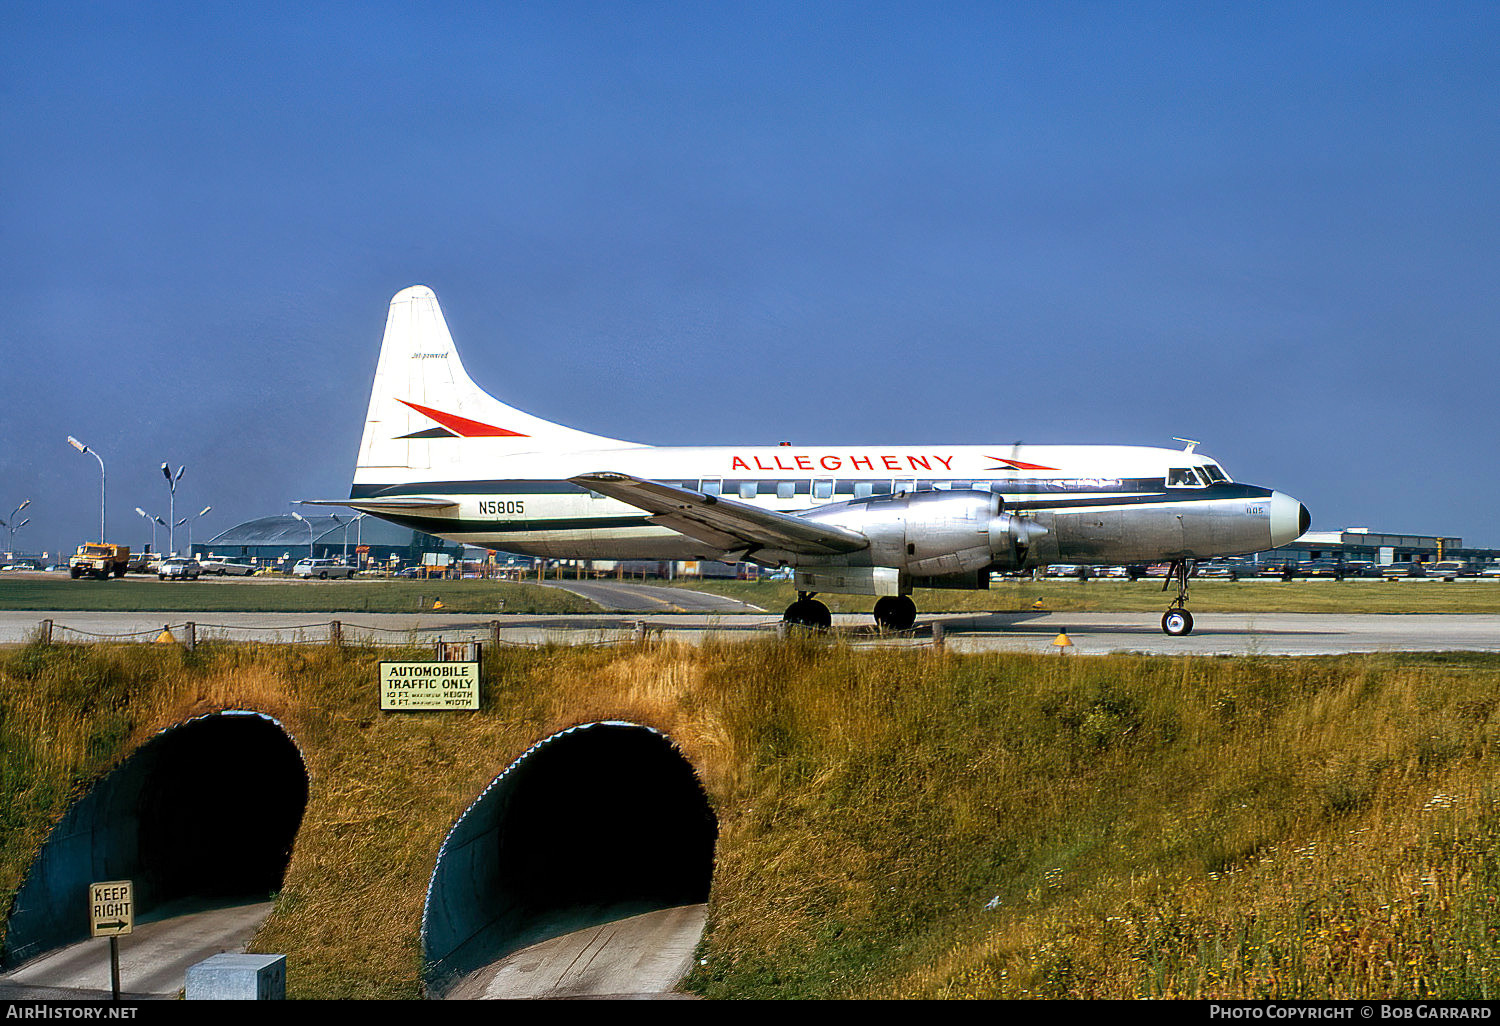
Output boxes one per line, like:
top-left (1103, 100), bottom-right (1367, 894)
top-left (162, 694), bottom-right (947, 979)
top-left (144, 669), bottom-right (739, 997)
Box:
top-left (380, 661), bottom-right (480, 710)
top-left (90, 880), bottom-right (133, 937)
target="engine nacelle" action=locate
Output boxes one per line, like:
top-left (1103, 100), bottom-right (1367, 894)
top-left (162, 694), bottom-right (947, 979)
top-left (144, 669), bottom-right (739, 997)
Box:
top-left (800, 489), bottom-right (1046, 575)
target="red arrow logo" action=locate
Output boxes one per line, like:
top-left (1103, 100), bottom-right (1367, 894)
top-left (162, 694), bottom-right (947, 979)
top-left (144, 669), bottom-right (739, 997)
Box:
top-left (397, 399), bottom-right (528, 438)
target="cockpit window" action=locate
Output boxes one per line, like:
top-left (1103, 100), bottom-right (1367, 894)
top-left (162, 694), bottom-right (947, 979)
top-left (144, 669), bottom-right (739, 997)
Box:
top-left (1200, 463), bottom-right (1229, 484)
top-left (1168, 467), bottom-right (1205, 487)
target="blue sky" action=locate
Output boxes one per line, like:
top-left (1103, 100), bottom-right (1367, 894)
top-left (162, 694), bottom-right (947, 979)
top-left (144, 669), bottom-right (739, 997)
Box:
top-left (3, 2), bottom-right (1498, 557)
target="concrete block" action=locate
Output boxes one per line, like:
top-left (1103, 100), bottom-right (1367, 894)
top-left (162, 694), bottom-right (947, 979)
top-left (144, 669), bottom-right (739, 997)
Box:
top-left (184, 953), bottom-right (286, 1000)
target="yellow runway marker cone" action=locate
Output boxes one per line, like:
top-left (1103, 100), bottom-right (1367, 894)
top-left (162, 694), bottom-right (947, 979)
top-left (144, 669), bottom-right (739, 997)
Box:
top-left (155, 627), bottom-right (176, 644)
top-left (1052, 630), bottom-right (1073, 651)
top-left (432, 599), bottom-right (444, 609)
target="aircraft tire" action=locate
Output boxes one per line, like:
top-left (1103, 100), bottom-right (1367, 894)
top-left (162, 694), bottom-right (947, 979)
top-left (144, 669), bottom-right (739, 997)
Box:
top-left (873, 596), bottom-right (917, 632)
top-left (1161, 609), bottom-right (1194, 637)
top-left (784, 599), bottom-right (832, 631)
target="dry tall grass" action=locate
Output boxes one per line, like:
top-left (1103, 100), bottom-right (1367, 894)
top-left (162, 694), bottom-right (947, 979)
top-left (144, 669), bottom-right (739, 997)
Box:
top-left (4, 639), bottom-right (1500, 999)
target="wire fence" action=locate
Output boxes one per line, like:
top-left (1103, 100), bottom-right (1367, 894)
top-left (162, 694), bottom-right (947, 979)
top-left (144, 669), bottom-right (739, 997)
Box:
top-left (28, 615), bottom-right (943, 651)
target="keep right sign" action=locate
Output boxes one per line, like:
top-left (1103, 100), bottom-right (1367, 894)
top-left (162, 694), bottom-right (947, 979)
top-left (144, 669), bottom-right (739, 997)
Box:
top-left (89, 880), bottom-right (133, 938)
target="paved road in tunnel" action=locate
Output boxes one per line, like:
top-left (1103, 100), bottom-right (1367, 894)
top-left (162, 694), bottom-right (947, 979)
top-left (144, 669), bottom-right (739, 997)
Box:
top-left (0, 900), bottom-right (273, 999)
top-left (443, 903), bottom-right (706, 1000)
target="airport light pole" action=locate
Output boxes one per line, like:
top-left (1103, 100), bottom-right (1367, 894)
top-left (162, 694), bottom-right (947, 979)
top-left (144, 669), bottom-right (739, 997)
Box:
top-left (161, 463), bottom-right (185, 554)
top-left (329, 512), bottom-right (366, 563)
top-left (0, 517), bottom-right (29, 557)
top-left (134, 508), bottom-right (159, 553)
top-left (187, 506), bottom-right (211, 558)
top-left (68, 437), bottom-right (106, 542)
top-left (3, 499), bottom-right (31, 555)
top-left (290, 511), bottom-right (315, 559)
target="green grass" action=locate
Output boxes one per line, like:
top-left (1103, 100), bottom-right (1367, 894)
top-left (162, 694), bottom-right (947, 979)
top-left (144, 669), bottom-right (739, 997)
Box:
top-left (0, 578), bottom-right (598, 615)
top-left (670, 578), bottom-right (1500, 615)
top-left (7, 641), bottom-right (1500, 998)
top-left (10, 575), bottom-right (1500, 617)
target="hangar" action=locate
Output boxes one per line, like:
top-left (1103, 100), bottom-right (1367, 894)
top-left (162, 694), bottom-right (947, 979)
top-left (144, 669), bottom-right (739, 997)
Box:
top-left (193, 514), bottom-right (461, 570)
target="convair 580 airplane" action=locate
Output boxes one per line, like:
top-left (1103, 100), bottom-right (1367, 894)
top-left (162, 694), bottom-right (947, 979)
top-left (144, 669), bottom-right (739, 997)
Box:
top-left (312, 286), bottom-right (1309, 635)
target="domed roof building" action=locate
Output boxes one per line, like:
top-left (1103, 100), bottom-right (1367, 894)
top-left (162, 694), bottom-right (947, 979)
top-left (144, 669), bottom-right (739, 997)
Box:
top-left (194, 514), bottom-right (459, 569)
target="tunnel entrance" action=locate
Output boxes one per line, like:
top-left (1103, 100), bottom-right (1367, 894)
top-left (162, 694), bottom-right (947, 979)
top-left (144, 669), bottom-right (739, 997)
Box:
top-left (422, 722), bottom-right (717, 994)
top-left (2, 712), bottom-right (308, 968)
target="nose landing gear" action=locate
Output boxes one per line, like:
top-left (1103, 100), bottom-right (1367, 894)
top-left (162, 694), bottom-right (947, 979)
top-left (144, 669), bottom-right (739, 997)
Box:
top-left (1161, 559), bottom-right (1196, 636)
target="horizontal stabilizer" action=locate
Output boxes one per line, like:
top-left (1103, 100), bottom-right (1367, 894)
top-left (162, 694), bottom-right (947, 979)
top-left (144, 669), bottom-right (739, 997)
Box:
top-left (570, 473), bottom-right (868, 557)
top-left (298, 497), bottom-right (459, 513)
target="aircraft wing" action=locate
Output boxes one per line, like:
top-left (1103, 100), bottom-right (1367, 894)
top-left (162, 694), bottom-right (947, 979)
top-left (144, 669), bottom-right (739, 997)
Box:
top-left (298, 497), bottom-right (460, 513)
top-left (569, 473), bottom-right (868, 557)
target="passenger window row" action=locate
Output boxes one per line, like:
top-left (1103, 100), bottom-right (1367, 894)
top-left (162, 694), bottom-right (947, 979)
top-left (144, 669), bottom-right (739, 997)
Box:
top-left (654, 478), bottom-right (1142, 499)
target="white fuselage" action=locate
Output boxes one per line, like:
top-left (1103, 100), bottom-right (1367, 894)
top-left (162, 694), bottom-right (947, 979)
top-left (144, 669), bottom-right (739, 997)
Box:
top-left (351, 441), bottom-right (1303, 565)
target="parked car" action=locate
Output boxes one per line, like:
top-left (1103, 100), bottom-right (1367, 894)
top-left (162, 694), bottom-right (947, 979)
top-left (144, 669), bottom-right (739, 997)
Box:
top-left (1481, 563), bottom-right (1500, 578)
top-left (200, 557), bottom-right (256, 576)
top-left (1295, 559), bottom-right (1348, 578)
top-left (1428, 561), bottom-right (1476, 578)
top-left (293, 558), bottom-right (355, 579)
top-left (1380, 562), bottom-right (1426, 578)
top-left (158, 557), bottom-right (202, 580)
top-left (1197, 559), bottom-right (1254, 579)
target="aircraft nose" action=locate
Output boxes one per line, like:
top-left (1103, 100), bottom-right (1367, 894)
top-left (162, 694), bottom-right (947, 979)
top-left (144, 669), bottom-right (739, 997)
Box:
top-left (1269, 491), bottom-right (1309, 547)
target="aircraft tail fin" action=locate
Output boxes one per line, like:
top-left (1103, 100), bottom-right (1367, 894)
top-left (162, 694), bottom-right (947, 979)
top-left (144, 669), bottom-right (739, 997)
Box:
top-left (355, 286), bottom-right (635, 477)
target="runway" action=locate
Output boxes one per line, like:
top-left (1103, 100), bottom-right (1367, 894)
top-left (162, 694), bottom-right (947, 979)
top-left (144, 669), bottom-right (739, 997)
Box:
top-left (5, 609), bottom-right (1500, 656)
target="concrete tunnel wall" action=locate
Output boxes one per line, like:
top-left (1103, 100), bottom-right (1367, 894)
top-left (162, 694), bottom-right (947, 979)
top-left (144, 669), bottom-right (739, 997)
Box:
top-left (2, 711), bottom-right (308, 968)
top-left (422, 721), bottom-right (718, 993)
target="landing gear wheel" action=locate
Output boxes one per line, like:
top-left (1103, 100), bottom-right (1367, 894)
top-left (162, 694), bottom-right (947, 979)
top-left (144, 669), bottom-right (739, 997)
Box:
top-left (1160, 558), bottom-right (1196, 636)
top-left (783, 597), bottom-right (832, 631)
top-left (1162, 608), bottom-right (1194, 636)
top-left (873, 595), bottom-right (917, 631)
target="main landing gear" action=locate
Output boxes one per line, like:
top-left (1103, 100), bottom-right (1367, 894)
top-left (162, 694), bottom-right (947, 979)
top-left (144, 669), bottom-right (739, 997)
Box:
top-left (873, 595), bottom-right (917, 631)
top-left (781, 593), bottom-right (920, 632)
top-left (1161, 558), bottom-right (1195, 636)
top-left (783, 592), bottom-right (832, 630)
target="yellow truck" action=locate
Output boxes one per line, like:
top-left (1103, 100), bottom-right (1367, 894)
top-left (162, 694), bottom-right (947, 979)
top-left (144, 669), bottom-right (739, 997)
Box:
top-left (69, 543), bottom-right (130, 579)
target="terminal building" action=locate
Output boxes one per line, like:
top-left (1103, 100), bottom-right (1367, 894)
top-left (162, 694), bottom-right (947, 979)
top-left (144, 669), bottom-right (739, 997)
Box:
top-left (194, 514), bottom-right (461, 570)
top-left (1257, 527), bottom-right (1496, 569)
